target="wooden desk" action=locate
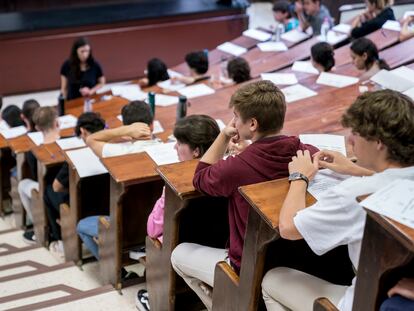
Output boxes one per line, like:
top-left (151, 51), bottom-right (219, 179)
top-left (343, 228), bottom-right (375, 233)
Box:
top-left (31, 142), bottom-right (65, 246)
top-left (146, 160), bottom-right (229, 311)
top-left (380, 36), bottom-right (414, 69)
top-left (353, 211), bottom-right (414, 311)
top-left (98, 152), bottom-right (164, 289)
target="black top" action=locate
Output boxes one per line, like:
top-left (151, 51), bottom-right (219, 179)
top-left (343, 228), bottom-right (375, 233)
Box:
top-left (351, 7), bottom-right (395, 39)
top-left (55, 162), bottom-right (69, 189)
top-left (60, 60), bottom-right (103, 100)
top-left (25, 151), bottom-right (38, 181)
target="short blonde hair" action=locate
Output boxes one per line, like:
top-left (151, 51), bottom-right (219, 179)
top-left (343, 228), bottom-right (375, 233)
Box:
top-left (33, 107), bottom-right (57, 132)
top-left (367, 0), bottom-right (394, 10)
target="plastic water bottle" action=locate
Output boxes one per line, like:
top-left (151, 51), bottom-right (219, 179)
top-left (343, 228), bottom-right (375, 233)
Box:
top-left (320, 17), bottom-right (330, 42)
top-left (274, 23), bottom-right (285, 42)
top-left (148, 92), bottom-right (155, 117)
top-left (83, 98), bottom-right (93, 112)
top-left (220, 56), bottom-right (228, 79)
top-left (176, 95), bottom-right (187, 122)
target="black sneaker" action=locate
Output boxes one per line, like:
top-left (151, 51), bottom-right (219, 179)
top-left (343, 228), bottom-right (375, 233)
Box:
top-left (135, 289), bottom-right (150, 311)
top-left (22, 230), bottom-right (36, 245)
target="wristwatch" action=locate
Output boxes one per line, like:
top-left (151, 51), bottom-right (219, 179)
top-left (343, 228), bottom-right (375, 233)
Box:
top-left (288, 172), bottom-right (309, 188)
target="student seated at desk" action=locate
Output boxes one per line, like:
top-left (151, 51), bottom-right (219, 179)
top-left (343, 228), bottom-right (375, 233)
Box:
top-left (350, 37), bottom-right (390, 81)
top-left (273, 1), bottom-right (300, 32)
top-left (261, 90), bottom-right (414, 311)
top-left (381, 278), bottom-right (414, 311)
top-left (295, 0), bottom-right (333, 36)
top-left (171, 80), bottom-right (318, 310)
top-left (171, 51), bottom-right (209, 85)
top-left (226, 57), bottom-right (251, 84)
top-left (138, 58), bottom-right (170, 88)
top-left (60, 37), bottom-right (105, 100)
top-left (20, 100), bottom-right (40, 131)
top-left (2, 105), bottom-right (25, 127)
top-left (351, 0), bottom-right (395, 39)
top-left (19, 107), bottom-right (60, 244)
top-left (311, 42), bottom-right (335, 72)
top-left (135, 115), bottom-right (220, 310)
top-left (400, 15), bottom-right (414, 41)
top-left (46, 112), bottom-right (106, 259)
top-left (87, 100), bottom-right (160, 158)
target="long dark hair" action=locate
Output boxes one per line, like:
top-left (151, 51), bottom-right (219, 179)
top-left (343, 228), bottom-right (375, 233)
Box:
top-left (350, 38), bottom-right (390, 70)
top-left (311, 42), bottom-right (335, 72)
top-left (147, 58), bottom-right (169, 86)
top-left (69, 37), bottom-right (95, 81)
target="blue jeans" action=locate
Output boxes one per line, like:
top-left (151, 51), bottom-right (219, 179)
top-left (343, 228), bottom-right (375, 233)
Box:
top-left (380, 295), bottom-right (414, 311)
top-left (77, 216), bottom-right (108, 260)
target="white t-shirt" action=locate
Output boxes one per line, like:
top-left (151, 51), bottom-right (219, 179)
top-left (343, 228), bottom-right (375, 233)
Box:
top-left (101, 139), bottom-right (162, 158)
top-left (294, 166), bottom-right (414, 311)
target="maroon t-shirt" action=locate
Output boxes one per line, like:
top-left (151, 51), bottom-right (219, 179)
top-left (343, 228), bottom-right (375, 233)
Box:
top-left (193, 135), bottom-right (318, 270)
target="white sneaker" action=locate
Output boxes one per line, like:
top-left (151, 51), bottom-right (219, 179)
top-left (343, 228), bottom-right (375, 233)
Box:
top-left (49, 240), bottom-right (65, 263)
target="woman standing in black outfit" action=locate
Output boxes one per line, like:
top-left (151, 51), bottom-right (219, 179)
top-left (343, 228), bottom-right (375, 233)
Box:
top-left (60, 37), bottom-right (106, 100)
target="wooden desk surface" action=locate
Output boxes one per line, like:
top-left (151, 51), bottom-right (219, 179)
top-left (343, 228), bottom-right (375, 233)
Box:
top-left (156, 159), bottom-right (199, 199)
top-left (380, 36), bottom-right (414, 69)
top-left (8, 135), bottom-right (35, 154)
top-left (101, 152), bottom-right (159, 186)
top-left (32, 142), bottom-right (65, 166)
top-left (0, 135), bottom-right (8, 149)
top-left (239, 178), bottom-right (316, 229)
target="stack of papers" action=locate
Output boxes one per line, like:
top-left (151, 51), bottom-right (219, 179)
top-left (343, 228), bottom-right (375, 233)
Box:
top-left (0, 120), bottom-right (10, 131)
top-left (66, 147), bottom-right (108, 178)
top-left (157, 79), bottom-right (186, 92)
top-left (56, 137), bottom-right (86, 150)
top-left (316, 72), bottom-right (359, 88)
top-left (0, 126), bottom-right (27, 139)
top-left (257, 41), bottom-right (288, 52)
top-left (178, 84), bottom-right (215, 99)
top-left (281, 84), bottom-right (318, 103)
top-left (243, 29), bottom-right (272, 41)
top-left (299, 134), bottom-right (347, 156)
top-left (291, 61), bottom-right (319, 75)
top-left (360, 179), bottom-right (414, 229)
top-left (317, 31), bottom-right (348, 45)
top-left (144, 142), bottom-right (179, 166)
top-left (382, 20), bottom-right (401, 32)
top-left (308, 169), bottom-right (350, 200)
top-left (261, 73), bottom-right (298, 85)
top-left (332, 23), bottom-right (352, 34)
top-left (281, 29), bottom-right (310, 43)
top-left (217, 42), bottom-right (247, 57)
top-left (370, 70), bottom-right (414, 92)
top-left (27, 132), bottom-right (44, 146)
top-left (58, 114), bottom-right (78, 130)
top-left (111, 84), bottom-right (147, 101)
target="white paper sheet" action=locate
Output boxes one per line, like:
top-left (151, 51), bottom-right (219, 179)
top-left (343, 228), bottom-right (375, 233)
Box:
top-left (66, 147), bottom-right (108, 178)
top-left (144, 142), bottom-right (179, 166)
top-left (291, 61), bottom-right (319, 75)
top-left (243, 29), bottom-right (272, 41)
top-left (111, 84), bottom-right (147, 101)
top-left (153, 94), bottom-right (179, 107)
top-left (391, 66), bottom-right (414, 83)
top-left (317, 31), bottom-right (348, 45)
top-left (332, 23), bottom-right (352, 34)
top-left (178, 84), bottom-right (215, 99)
top-left (382, 20), bottom-right (401, 32)
top-left (316, 72), bottom-right (359, 88)
top-left (217, 42), bottom-right (247, 57)
top-left (257, 41), bottom-right (288, 52)
top-left (167, 69), bottom-right (183, 78)
top-left (0, 126), bottom-right (28, 139)
top-left (96, 81), bottom-right (130, 95)
top-left (215, 119), bottom-right (226, 131)
top-left (27, 132), bottom-right (44, 146)
top-left (157, 79), bottom-right (186, 92)
top-left (0, 120), bottom-right (10, 131)
top-left (281, 29), bottom-right (310, 43)
top-left (299, 134), bottom-right (347, 156)
top-left (370, 70), bottom-right (414, 92)
top-left (281, 84), bottom-right (318, 103)
top-left (360, 179), bottom-right (414, 229)
top-left (404, 11), bottom-right (414, 19)
top-left (308, 169), bottom-right (350, 200)
top-left (56, 137), bottom-right (86, 150)
top-left (58, 114), bottom-right (78, 130)
top-left (403, 87), bottom-right (414, 100)
top-left (261, 73), bottom-right (298, 85)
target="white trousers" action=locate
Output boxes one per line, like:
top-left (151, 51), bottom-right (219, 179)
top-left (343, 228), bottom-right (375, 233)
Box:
top-left (17, 179), bottom-right (39, 222)
top-left (262, 267), bottom-right (347, 311)
top-left (171, 243), bottom-right (227, 311)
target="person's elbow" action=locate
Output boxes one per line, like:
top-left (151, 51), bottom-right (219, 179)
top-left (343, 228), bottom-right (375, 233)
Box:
top-left (278, 219), bottom-right (302, 240)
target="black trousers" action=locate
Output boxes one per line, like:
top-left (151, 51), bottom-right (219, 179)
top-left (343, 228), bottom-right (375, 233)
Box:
top-left (44, 184), bottom-right (69, 241)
